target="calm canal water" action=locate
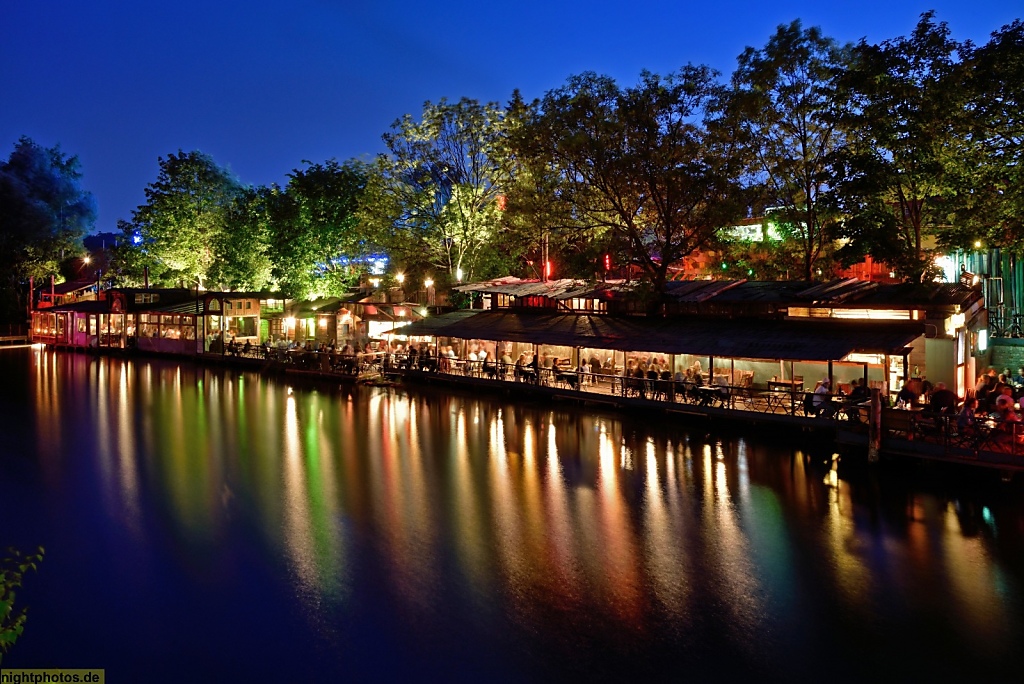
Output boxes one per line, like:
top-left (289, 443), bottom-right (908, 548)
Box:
top-left (1, 347), bottom-right (1022, 682)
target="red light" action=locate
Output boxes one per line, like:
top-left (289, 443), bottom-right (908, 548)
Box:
top-left (603, 254), bottom-right (611, 271)
top-left (545, 261), bottom-right (552, 279)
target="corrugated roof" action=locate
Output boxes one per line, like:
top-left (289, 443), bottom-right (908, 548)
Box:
top-left (844, 282), bottom-right (979, 307)
top-left (663, 279), bottom-right (745, 302)
top-left (397, 311), bottom-right (923, 361)
top-left (455, 277), bottom-right (983, 311)
top-left (796, 278), bottom-right (879, 302)
top-left (394, 309), bottom-right (481, 336)
top-left (37, 280), bottom-right (95, 296)
top-left (710, 280), bottom-right (813, 303)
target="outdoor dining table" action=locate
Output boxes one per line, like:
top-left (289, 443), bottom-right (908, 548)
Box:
top-left (515, 366), bottom-right (536, 382)
top-left (696, 385), bottom-right (726, 407)
top-left (764, 381), bottom-right (800, 413)
top-left (553, 369), bottom-right (579, 389)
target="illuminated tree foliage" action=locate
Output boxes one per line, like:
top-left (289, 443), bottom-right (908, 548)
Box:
top-left (518, 68), bottom-right (744, 294)
top-left (127, 150), bottom-right (243, 288)
top-left (834, 12), bottom-right (964, 281)
top-left (270, 159), bottom-right (370, 299)
top-left (209, 185), bottom-right (278, 292)
top-left (364, 98), bottom-right (514, 285)
top-left (0, 545), bottom-right (44, 665)
top-left (0, 137), bottom-right (95, 320)
top-left (723, 21), bottom-right (850, 280)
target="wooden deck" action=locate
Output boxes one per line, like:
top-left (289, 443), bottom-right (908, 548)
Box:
top-left (836, 415), bottom-right (1024, 474)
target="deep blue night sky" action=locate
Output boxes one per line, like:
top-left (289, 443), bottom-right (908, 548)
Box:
top-left (1, 0), bottom-right (1019, 231)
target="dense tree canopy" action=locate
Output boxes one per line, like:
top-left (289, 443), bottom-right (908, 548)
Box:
top-left (724, 21), bottom-right (849, 280)
top-left (835, 12), bottom-right (964, 281)
top-left (209, 186), bottom-right (277, 292)
top-left (518, 67), bottom-right (745, 294)
top-left (942, 20), bottom-right (1024, 252)
top-left (364, 98), bottom-right (516, 286)
top-left (0, 137), bottom-right (95, 319)
top-left (123, 150), bottom-right (243, 288)
top-left (270, 159), bottom-right (369, 299)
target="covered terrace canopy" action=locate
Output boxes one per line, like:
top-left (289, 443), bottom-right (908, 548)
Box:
top-left (397, 311), bottom-right (924, 361)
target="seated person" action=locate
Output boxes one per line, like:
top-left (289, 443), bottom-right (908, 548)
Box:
top-left (957, 397), bottom-right (979, 433)
top-left (928, 382), bottom-right (958, 414)
top-left (514, 353), bottom-right (528, 379)
top-left (848, 378), bottom-right (870, 402)
top-left (990, 395), bottom-right (1022, 440)
top-left (1013, 367), bottom-right (1024, 387)
top-left (811, 379), bottom-right (833, 416)
top-left (499, 350), bottom-right (513, 376)
top-left (896, 380), bottom-right (919, 406)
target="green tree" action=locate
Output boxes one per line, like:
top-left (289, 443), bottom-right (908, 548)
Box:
top-left (208, 186), bottom-right (277, 292)
top-left (835, 12), bottom-right (964, 281)
top-left (941, 20), bottom-right (1024, 253)
top-left (520, 68), bottom-right (744, 294)
top-left (110, 218), bottom-right (160, 287)
top-left (0, 137), bottom-right (95, 319)
top-left (723, 21), bottom-right (850, 280)
top-left (270, 159), bottom-right (369, 299)
top-left (502, 90), bottom-right (608, 280)
top-left (365, 98), bottom-right (513, 285)
top-left (128, 150), bottom-right (242, 288)
top-left (0, 546), bottom-right (44, 665)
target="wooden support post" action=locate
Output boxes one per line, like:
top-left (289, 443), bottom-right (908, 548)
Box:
top-left (868, 387), bottom-right (882, 463)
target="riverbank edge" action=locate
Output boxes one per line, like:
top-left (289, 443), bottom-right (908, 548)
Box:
top-left (49, 345), bottom-right (1024, 480)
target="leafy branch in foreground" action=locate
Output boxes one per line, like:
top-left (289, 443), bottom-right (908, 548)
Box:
top-left (0, 545), bottom-right (45, 665)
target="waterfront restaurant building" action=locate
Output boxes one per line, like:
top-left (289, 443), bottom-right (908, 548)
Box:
top-left (30, 287), bottom-right (264, 354)
top-left (398, 277), bottom-right (986, 400)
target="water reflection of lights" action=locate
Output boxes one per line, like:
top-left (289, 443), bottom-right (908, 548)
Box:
top-left (701, 442), bottom-right (765, 641)
top-left (643, 437), bottom-right (691, 616)
top-left (23, 350), bottom-right (1021, 673)
top-left (824, 464), bottom-right (871, 606)
top-left (594, 427), bottom-right (643, 623)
